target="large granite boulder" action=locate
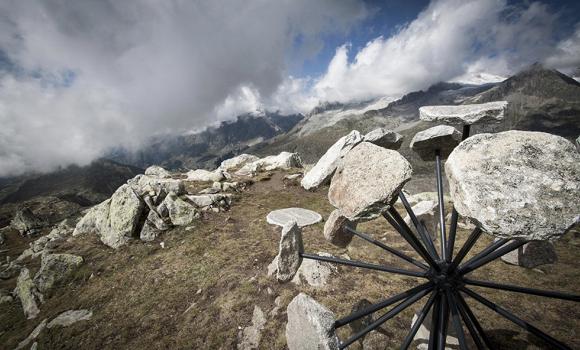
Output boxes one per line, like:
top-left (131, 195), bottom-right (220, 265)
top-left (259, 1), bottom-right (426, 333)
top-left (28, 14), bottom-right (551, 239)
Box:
top-left (410, 125), bottom-right (461, 161)
top-left (419, 101), bottom-right (508, 125)
top-left (34, 253), bottom-right (83, 293)
top-left (500, 240), bottom-right (557, 268)
top-left (219, 154), bottom-right (259, 171)
top-left (161, 192), bottom-right (198, 226)
top-left (14, 268), bottom-right (41, 319)
top-left (187, 169), bottom-right (226, 182)
top-left (446, 131), bottom-right (580, 240)
top-left (130, 174), bottom-right (185, 196)
top-left (11, 208), bottom-right (45, 236)
top-left (329, 142), bottom-right (412, 220)
top-left (276, 221), bottom-right (304, 282)
top-left (144, 165), bottom-right (171, 178)
top-left (323, 209), bottom-right (356, 247)
top-left (286, 293), bottom-right (339, 350)
top-left (363, 128), bottom-right (403, 150)
top-left (266, 208), bottom-right (322, 228)
top-left (301, 130), bottom-right (363, 190)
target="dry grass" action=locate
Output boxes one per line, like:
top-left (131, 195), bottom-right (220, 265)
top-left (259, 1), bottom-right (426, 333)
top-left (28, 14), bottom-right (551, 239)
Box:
top-left (0, 171), bottom-right (578, 349)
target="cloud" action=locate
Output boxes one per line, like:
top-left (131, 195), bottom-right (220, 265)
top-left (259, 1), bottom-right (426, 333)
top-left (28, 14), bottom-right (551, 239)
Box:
top-left (0, 0), bottom-right (366, 176)
top-left (310, 0), bottom-right (575, 102)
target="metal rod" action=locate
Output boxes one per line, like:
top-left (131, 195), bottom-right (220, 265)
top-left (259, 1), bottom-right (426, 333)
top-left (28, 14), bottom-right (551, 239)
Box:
top-left (334, 282), bottom-right (432, 328)
top-left (453, 291), bottom-right (485, 350)
top-left (456, 292), bottom-right (494, 350)
top-left (345, 226), bottom-right (429, 270)
top-left (399, 192), bottom-right (440, 260)
top-left (400, 291), bottom-right (439, 350)
top-left (300, 253), bottom-right (428, 278)
top-left (446, 291), bottom-right (468, 350)
top-left (435, 151), bottom-right (447, 260)
top-left (464, 278), bottom-right (580, 302)
top-left (339, 286), bottom-right (433, 349)
top-left (461, 125), bottom-right (471, 140)
top-left (427, 296), bottom-right (441, 350)
top-left (384, 209), bottom-right (441, 271)
top-left (449, 227), bottom-right (482, 272)
top-left (459, 240), bottom-right (526, 275)
top-left (460, 238), bottom-right (509, 271)
top-left (461, 287), bottom-right (572, 350)
top-left (446, 210), bottom-right (459, 263)
top-left (437, 292), bottom-right (450, 350)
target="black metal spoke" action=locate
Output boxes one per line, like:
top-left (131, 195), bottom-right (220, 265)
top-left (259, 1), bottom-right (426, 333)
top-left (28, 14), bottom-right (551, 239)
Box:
top-left (446, 210), bottom-right (459, 263)
top-left (335, 282), bottom-right (433, 328)
top-left (345, 226), bottom-right (429, 270)
top-left (449, 227), bottom-right (482, 272)
top-left (435, 151), bottom-right (447, 260)
top-left (437, 292), bottom-right (450, 350)
top-left (464, 278), bottom-right (580, 302)
top-left (427, 296), bottom-right (440, 350)
top-left (460, 238), bottom-right (509, 271)
top-left (339, 286), bottom-right (433, 349)
top-left (461, 288), bottom-right (572, 350)
top-left (400, 290), bottom-right (439, 350)
top-left (300, 253), bottom-right (428, 278)
top-left (446, 291), bottom-right (468, 350)
top-left (456, 292), bottom-right (494, 350)
top-left (398, 192), bottom-right (440, 260)
top-left (384, 208), bottom-right (441, 271)
top-left (459, 240), bottom-right (526, 275)
top-left (453, 291), bottom-right (485, 350)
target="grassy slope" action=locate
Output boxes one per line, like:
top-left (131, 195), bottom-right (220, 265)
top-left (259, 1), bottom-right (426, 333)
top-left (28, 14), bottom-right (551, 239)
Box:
top-left (1, 171), bottom-right (579, 349)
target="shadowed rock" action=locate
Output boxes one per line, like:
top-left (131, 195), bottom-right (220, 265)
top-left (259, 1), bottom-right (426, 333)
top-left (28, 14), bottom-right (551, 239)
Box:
top-left (403, 200), bottom-right (439, 239)
top-left (419, 101), bottom-right (508, 125)
top-left (329, 142), bottom-right (412, 221)
top-left (410, 125), bottom-right (461, 161)
top-left (363, 128), bottom-right (403, 150)
top-left (286, 293), bottom-right (339, 350)
top-left (446, 131), bottom-right (580, 240)
top-left (323, 209), bottom-right (356, 247)
top-left (276, 220), bottom-right (303, 282)
top-left (500, 240), bottom-right (557, 268)
top-left (301, 130), bottom-right (363, 190)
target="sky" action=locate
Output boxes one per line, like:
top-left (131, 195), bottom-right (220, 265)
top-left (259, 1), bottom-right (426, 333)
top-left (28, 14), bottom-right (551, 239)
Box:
top-left (0, 0), bottom-right (579, 177)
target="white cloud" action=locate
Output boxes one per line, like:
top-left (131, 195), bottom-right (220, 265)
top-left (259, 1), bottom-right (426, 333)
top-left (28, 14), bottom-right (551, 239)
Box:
top-left (310, 0), bottom-right (576, 102)
top-left (0, 0), bottom-right (366, 176)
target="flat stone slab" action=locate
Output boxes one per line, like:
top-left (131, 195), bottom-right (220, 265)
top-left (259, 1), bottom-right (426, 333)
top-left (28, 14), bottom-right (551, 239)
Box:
top-left (446, 130), bottom-right (580, 240)
top-left (329, 142), bottom-right (412, 220)
top-left (266, 208), bottom-right (322, 228)
top-left (410, 125), bottom-right (461, 161)
top-left (363, 128), bottom-right (403, 150)
top-left (419, 101), bottom-right (508, 125)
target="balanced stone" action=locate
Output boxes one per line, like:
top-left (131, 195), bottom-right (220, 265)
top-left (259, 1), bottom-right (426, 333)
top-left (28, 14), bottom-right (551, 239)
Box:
top-left (419, 101), bottom-right (508, 125)
top-left (301, 130), bottom-right (363, 190)
top-left (500, 239), bottom-right (557, 268)
top-left (363, 128), bottom-right (403, 150)
top-left (410, 125), bottom-right (461, 161)
top-left (266, 208), bottom-right (322, 228)
top-left (276, 221), bottom-right (303, 282)
top-left (329, 142), bottom-right (412, 220)
top-left (446, 131), bottom-right (580, 240)
top-left (323, 209), bottom-right (357, 247)
top-left (286, 293), bottom-right (339, 350)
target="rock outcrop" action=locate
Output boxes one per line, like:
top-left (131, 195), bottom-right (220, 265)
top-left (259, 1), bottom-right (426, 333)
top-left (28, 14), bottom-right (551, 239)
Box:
top-left (236, 152), bottom-right (302, 176)
top-left (446, 131), bottom-right (580, 240)
top-left (328, 142), bottom-right (412, 220)
top-left (34, 253), bottom-right (83, 293)
top-left (144, 165), bottom-right (171, 178)
top-left (219, 154), bottom-right (260, 171)
top-left (301, 130), bottom-right (363, 190)
top-left (11, 208), bottom-right (45, 236)
top-left (286, 293), bottom-right (339, 350)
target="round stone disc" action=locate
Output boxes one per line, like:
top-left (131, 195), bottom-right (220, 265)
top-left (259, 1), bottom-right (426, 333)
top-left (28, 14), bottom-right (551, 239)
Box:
top-left (266, 208), bottom-right (322, 228)
top-left (446, 131), bottom-right (580, 240)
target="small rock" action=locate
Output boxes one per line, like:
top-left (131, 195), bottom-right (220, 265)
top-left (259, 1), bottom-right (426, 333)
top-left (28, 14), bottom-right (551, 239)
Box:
top-left (323, 209), bottom-right (356, 247)
top-left (238, 306), bottom-right (267, 350)
top-left (47, 309), bottom-right (93, 328)
top-left (411, 309), bottom-right (458, 349)
top-left (186, 169), bottom-right (226, 182)
top-left (34, 253), bottom-right (83, 293)
top-left (276, 221), bottom-right (303, 282)
top-left (0, 289), bottom-right (13, 304)
top-left (403, 200), bottom-right (439, 239)
top-left (144, 165), bottom-right (171, 178)
top-left (363, 128), bottom-right (403, 150)
top-left (301, 130), bottom-right (363, 190)
top-left (292, 252), bottom-right (337, 288)
top-left (419, 101), bottom-right (508, 125)
top-left (266, 208), bottom-right (322, 228)
top-left (410, 125), bottom-right (461, 161)
top-left (15, 319), bottom-right (47, 350)
top-left (329, 142), bottom-right (412, 220)
top-left (11, 208), bottom-right (45, 236)
top-left (14, 268), bottom-right (41, 319)
top-left (500, 240), bottom-right (557, 268)
top-left (286, 293), bottom-right (339, 350)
